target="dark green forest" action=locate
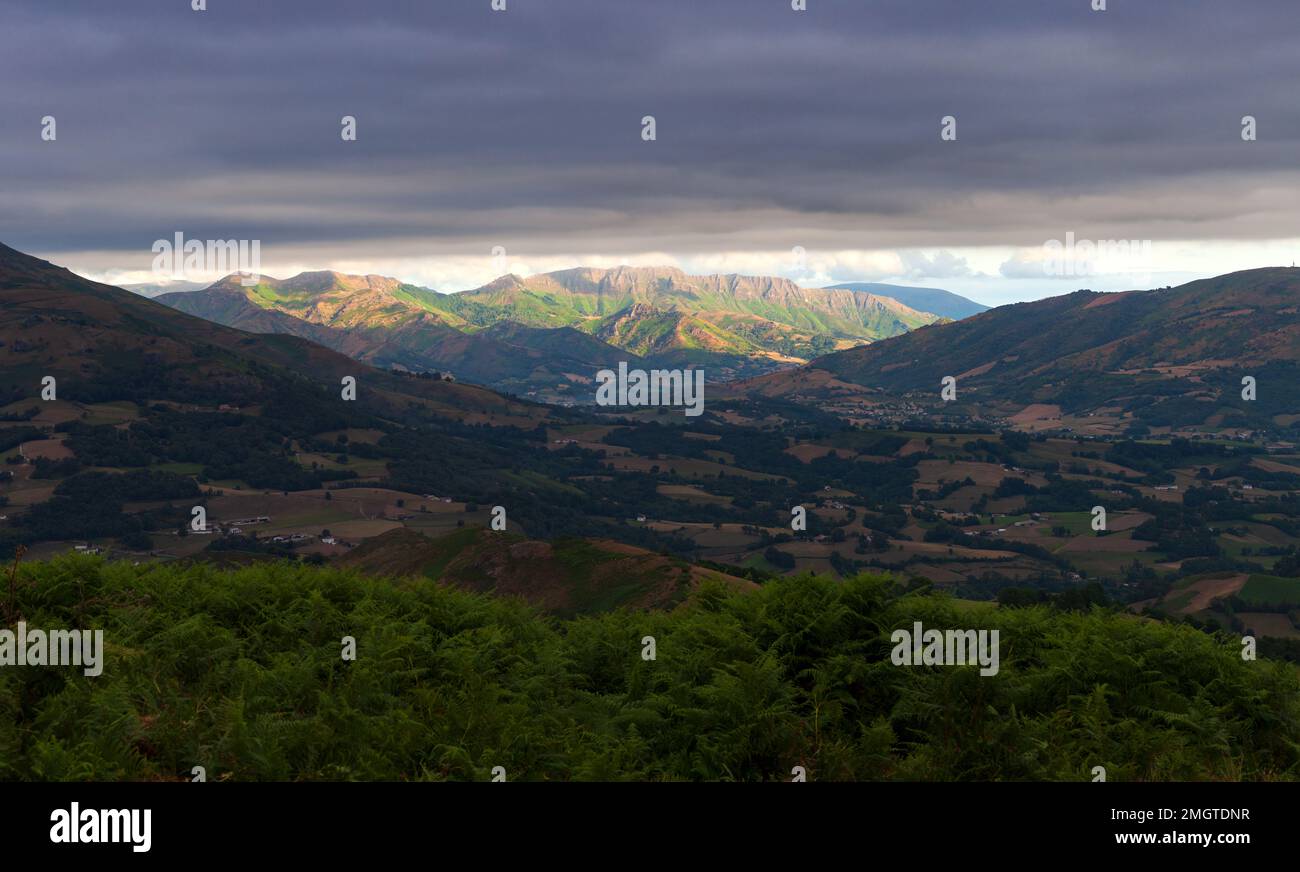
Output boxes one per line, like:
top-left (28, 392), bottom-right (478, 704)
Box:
top-left (2, 555), bottom-right (1297, 781)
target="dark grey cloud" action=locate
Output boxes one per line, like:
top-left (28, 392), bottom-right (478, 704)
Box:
top-left (2, 0), bottom-right (1299, 270)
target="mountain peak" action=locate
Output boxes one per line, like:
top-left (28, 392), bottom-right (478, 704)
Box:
top-left (477, 273), bottom-right (527, 293)
top-left (281, 270), bottom-right (405, 294)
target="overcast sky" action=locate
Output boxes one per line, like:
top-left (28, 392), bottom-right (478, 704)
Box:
top-left (3, 0), bottom-right (1299, 304)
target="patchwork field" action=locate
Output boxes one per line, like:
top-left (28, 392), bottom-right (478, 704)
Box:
top-left (1239, 574), bottom-right (1300, 607)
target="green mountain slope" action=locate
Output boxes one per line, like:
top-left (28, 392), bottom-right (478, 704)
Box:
top-left (230, 271), bottom-right (469, 330)
top-left (158, 276), bottom-right (641, 403)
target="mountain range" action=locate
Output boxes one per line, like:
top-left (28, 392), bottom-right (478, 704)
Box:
top-left (13, 240), bottom-right (1297, 436)
top-left (156, 266), bottom-right (947, 401)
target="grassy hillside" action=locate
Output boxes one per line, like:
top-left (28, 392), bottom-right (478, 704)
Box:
top-left (3, 556), bottom-right (1297, 781)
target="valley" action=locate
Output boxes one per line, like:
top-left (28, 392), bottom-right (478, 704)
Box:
top-left (3, 238), bottom-right (1299, 655)
top-left (3, 240), bottom-right (1300, 785)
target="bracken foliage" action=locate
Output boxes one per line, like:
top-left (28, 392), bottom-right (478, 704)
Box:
top-left (2, 555), bottom-right (1297, 782)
